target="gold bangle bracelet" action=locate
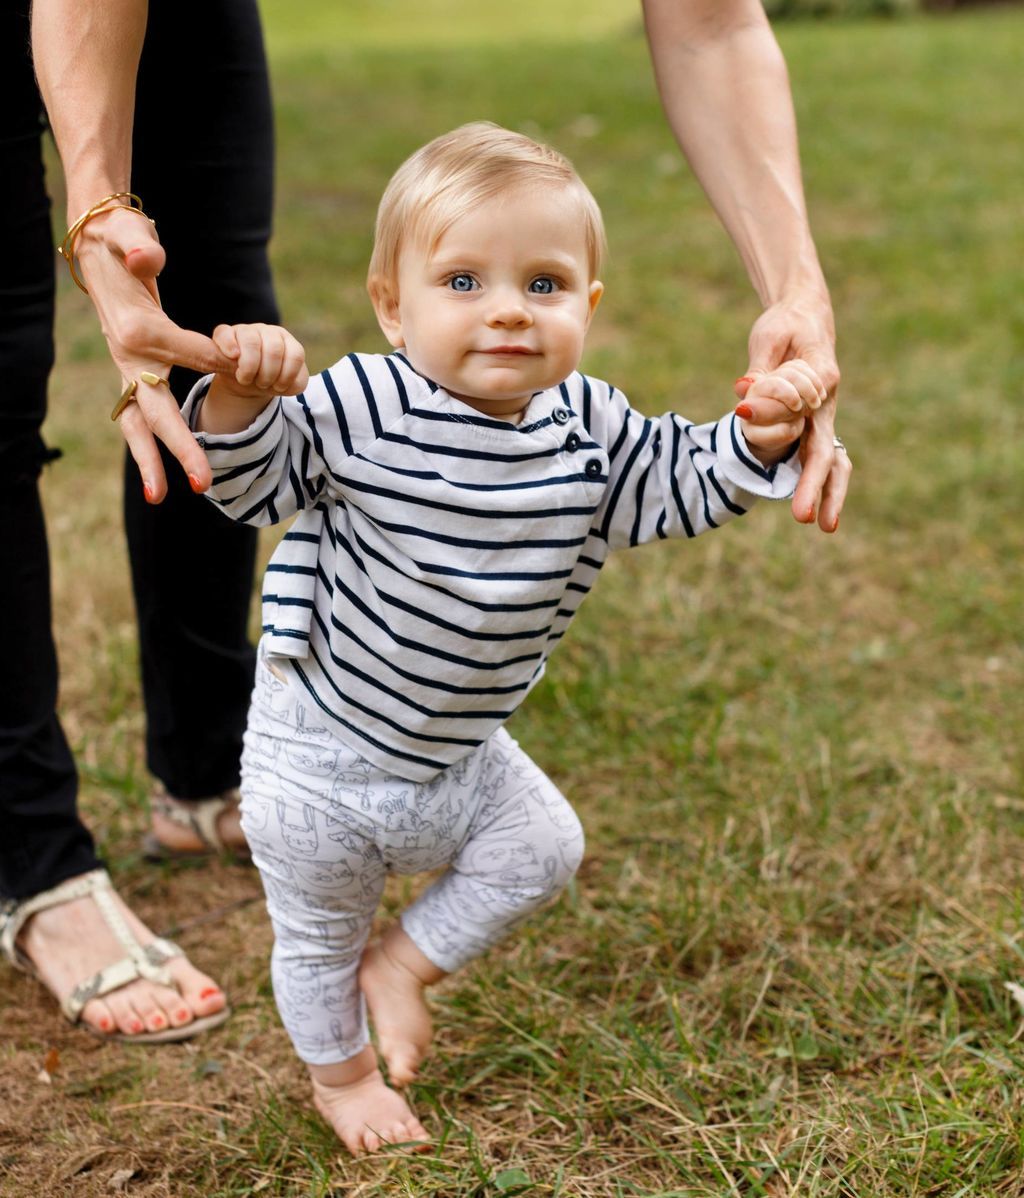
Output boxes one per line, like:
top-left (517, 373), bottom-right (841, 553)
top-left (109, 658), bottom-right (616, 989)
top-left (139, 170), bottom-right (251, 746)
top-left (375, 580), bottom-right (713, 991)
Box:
top-left (111, 371), bottom-right (170, 422)
top-left (59, 192), bottom-right (155, 295)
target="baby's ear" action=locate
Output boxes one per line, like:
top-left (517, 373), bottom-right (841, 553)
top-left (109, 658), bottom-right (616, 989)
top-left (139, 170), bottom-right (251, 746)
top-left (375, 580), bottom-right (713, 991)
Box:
top-left (368, 275), bottom-right (404, 348)
top-left (585, 280), bottom-right (604, 328)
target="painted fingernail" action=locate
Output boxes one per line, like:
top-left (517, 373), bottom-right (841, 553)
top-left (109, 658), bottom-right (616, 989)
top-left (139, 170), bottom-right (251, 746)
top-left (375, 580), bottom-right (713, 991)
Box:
top-left (150, 1015), bottom-right (166, 1029)
top-left (130, 1019), bottom-right (144, 1033)
top-left (735, 404), bottom-right (753, 419)
top-left (199, 987), bottom-right (222, 999)
top-left (735, 376), bottom-right (754, 386)
top-left (176, 1008), bottom-right (190, 1023)
top-left (99, 1017), bottom-right (112, 1032)
top-left (831, 517), bottom-right (840, 532)
top-left (143, 482), bottom-right (155, 504)
top-left (188, 474), bottom-right (205, 494)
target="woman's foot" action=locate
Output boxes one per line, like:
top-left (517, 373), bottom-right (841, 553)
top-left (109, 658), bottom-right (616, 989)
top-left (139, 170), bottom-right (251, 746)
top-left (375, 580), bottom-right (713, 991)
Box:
top-left (358, 928), bottom-right (444, 1087)
top-left (310, 1047), bottom-right (431, 1156)
top-left (16, 880), bottom-right (227, 1038)
top-left (146, 787), bottom-right (248, 858)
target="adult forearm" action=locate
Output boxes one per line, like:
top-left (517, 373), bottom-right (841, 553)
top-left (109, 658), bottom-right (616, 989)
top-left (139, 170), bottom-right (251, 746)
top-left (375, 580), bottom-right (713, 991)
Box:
top-left (31, 0), bottom-right (148, 220)
top-left (642, 0), bottom-right (828, 309)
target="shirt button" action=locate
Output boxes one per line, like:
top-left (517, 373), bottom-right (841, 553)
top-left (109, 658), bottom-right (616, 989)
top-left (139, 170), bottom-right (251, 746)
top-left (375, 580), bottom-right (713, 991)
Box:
top-left (552, 407), bottom-right (571, 425)
top-left (584, 459), bottom-right (602, 479)
top-left (565, 433), bottom-right (581, 453)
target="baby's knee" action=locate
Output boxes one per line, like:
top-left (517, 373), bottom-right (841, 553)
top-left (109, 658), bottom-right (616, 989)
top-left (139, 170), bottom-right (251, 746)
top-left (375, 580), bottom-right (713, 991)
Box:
top-left (528, 786), bottom-right (585, 895)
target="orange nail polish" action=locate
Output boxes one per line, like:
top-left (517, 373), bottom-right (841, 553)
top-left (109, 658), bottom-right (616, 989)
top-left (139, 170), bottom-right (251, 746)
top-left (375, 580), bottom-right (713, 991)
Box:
top-left (199, 987), bottom-right (221, 999)
top-left (130, 1019), bottom-right (144, 1033)
top-left (735, 376), bottom-right (754, 386)
top-left (99, 1017), bottom-right (112, 1032)
top-left (188, 474), bottom-right (204, 494)
top-left (735, 403), bottom-right (753, 420)
top-left (151, 1015), bottom-right (165, 1029)
top-left (143, 482), bottom-right (155, 504)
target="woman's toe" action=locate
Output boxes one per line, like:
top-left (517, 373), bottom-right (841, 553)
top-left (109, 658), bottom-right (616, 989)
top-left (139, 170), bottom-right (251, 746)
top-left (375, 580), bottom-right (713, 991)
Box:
top-left (167, 959), bottom-right (227, 1017)
top-left (80, 996), bottom-right (118, 1036)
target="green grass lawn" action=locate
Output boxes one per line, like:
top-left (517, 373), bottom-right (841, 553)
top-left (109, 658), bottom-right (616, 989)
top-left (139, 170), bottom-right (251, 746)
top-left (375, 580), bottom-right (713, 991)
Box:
top-left (3, 5), bottom-right (1023, 1196)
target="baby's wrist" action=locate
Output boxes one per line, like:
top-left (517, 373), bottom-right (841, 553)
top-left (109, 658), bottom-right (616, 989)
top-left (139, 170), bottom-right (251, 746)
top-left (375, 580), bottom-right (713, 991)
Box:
top-left (196, 376), bottom-right (275, 434)
top-left (739, 419), bottom-right (800, 467)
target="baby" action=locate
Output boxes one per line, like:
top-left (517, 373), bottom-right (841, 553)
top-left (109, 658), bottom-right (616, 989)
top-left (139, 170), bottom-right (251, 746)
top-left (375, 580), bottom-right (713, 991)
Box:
top-left (183, 122), bottom-right (824, 1155)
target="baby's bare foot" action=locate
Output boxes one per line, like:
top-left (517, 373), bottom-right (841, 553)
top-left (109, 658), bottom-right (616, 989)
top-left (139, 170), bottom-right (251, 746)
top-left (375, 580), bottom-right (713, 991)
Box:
top-left (310, 1048), bottom-right (430, 1156)
top-left (358, 930), bottom-right (443, 1087)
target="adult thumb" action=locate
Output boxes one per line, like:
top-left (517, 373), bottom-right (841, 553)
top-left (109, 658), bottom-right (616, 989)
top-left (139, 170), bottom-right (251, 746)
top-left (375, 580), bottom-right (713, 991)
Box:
top-left (104, 209), bottom-right (167, 281)
top-left (153, 318), bottom-right (240, 376)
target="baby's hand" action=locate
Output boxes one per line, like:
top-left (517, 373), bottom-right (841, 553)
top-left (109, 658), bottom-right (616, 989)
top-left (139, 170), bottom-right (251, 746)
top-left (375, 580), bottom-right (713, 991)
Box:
top-left (210, 323), bottom-right (309, 402)
top-left (734, 358), bottom-right (826, 464)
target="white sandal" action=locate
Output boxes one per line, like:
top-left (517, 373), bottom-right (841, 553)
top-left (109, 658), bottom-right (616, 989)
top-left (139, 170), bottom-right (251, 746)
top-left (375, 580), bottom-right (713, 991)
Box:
top-left (0, 868), bottom-right (230, 1043)
top-left (141, 785), bottom-right (250, 862)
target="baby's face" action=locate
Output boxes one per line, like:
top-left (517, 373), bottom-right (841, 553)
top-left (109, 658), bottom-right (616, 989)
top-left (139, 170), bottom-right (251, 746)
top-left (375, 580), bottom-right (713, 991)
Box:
top-left (376, 186), bottom-right (602, 420)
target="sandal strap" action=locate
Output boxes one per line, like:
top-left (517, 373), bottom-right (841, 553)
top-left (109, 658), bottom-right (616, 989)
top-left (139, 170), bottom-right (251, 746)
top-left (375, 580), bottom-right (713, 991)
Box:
top-left (0, 868), bottom-right (185, 1023)
top-left (151, 786), bottom-right (239, 852)
top-left (0, 868), bottom-right (112, 972)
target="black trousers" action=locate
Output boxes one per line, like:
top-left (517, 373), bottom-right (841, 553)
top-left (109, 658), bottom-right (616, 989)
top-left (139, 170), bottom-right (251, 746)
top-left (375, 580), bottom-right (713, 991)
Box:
top-left (0, 0), bottom-right (278, 899)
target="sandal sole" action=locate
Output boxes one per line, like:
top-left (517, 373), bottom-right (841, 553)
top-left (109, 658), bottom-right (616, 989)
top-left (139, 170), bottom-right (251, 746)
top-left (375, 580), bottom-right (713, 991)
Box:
top-left (87, 1006), bottom-right (232, 1044)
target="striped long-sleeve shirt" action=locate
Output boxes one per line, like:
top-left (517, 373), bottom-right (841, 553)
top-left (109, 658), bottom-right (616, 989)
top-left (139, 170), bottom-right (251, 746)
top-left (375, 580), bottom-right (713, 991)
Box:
top-left (183, 352), bottom-right (800, 781)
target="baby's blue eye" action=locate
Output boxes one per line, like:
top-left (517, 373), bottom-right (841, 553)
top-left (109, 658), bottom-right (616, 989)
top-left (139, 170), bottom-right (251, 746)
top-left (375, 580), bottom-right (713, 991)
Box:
top-left (529, 277), bottom-right (558, 295)
top-left (448, 274), bottom-right (477, 292)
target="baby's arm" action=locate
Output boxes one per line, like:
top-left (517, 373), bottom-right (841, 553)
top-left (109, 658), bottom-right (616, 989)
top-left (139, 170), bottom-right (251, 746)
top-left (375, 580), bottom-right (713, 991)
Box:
top-left (734, 358), bottom-right (826, 467)
top-left (195, 323), bottom-right (309, 435)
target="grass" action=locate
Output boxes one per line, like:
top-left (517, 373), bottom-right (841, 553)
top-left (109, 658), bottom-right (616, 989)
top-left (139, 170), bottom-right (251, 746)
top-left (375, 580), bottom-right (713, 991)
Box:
top-left (2, 5), bottom-right (1023, 1196)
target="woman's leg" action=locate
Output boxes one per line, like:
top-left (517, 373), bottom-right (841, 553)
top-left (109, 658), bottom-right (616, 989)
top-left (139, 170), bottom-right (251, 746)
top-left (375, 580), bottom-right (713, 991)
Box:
top-left (125, 0), bottom-right (277, 808)
top-left (0, 0), bottom-right (96, 902)
top-left (0, 0), bottom-right (228, 1039)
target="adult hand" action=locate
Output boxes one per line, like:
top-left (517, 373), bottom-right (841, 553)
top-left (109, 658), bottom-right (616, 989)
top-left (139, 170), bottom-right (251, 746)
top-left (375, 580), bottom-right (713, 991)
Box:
top-left (733, 293), bottom-right (850, 533)
top-left (73, 206), bottom-right (239, 502)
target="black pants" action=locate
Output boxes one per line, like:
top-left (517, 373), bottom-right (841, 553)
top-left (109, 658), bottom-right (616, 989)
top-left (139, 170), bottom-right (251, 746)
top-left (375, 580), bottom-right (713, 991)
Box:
top-left (0, 0), bottom-right (278, 900)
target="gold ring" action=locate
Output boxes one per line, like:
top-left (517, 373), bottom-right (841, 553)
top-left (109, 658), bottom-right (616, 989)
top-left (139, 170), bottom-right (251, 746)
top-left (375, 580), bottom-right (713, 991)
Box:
top-left (111, 372), bottom-right (170, 421)
top-left (111, 379), bottom-right (138, 422)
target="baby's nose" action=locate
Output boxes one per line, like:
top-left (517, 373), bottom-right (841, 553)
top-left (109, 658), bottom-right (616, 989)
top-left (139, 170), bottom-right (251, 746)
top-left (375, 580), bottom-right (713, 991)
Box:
top-left (486, 290), bottom-right (532, 327)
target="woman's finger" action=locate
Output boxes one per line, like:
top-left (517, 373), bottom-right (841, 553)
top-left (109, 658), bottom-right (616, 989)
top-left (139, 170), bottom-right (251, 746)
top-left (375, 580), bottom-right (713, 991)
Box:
top-left (118, 400), bottom-right (168, 504)
top-left (132, 380), bottom-right (211, 492)
top-left (790, 410), bottom-right (836, 524)
top-left (817, 443), bottom-right (852, 533)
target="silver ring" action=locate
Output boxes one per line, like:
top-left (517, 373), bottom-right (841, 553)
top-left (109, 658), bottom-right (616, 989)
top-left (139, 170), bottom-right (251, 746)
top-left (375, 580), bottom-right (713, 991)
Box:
top-left (833, 436), bottom-right (846, 452)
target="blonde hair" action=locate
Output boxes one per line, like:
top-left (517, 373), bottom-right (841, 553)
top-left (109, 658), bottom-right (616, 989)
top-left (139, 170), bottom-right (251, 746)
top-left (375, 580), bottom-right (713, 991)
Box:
top-left (368, 122), bottom-right (605, 288)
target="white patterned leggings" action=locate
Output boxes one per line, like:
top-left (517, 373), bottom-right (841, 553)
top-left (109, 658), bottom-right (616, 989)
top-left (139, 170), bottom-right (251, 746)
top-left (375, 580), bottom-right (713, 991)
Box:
top-left (239, 657), bottom-right (586, 1066)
